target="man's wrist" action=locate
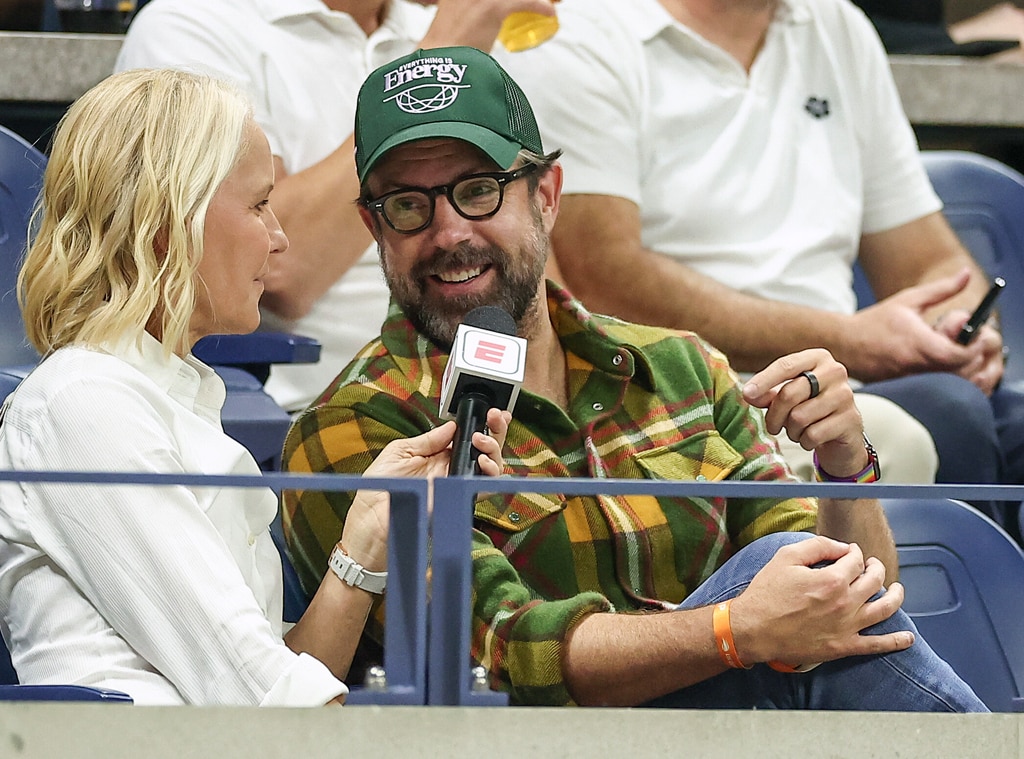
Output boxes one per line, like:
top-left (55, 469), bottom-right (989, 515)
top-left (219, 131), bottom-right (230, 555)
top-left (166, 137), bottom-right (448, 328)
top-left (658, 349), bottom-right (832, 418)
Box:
top-left (813, 435), bottom-right (880, 483)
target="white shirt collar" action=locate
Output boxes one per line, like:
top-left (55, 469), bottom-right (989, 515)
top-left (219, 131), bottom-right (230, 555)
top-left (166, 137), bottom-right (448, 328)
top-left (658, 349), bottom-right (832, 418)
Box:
top-left (99, 332), bottom-right (226, 425)
top-left (251, 0), bottom-right (431, 36)
top-left (622, 0), bottom-right (810, 43)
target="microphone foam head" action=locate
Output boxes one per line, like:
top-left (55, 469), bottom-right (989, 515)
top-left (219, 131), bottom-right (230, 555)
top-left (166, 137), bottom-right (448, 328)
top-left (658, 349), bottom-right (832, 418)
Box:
top-left (462, 305), bottom-right (516, 336)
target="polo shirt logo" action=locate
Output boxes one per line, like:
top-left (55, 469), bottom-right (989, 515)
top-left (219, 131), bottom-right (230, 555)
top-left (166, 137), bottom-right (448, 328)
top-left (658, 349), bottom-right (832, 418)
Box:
top-left (804, 96), bottom-right (830, 119)
top-left (382, 57), bottom-right (470, 115)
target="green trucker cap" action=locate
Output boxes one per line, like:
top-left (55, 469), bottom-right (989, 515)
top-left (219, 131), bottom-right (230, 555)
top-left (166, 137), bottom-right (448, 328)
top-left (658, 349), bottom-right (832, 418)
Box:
top-left (354, 46), bottom-right (544, 183)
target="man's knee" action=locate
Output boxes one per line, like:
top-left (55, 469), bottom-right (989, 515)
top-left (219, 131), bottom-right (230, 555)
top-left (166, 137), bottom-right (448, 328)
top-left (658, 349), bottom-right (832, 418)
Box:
top-left (681, 532), bottom-right (815, 608)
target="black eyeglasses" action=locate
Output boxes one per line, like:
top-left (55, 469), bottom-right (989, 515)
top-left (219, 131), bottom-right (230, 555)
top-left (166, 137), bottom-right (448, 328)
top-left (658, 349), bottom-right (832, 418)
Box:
top-left (361, 164), bottom-right (539, 234)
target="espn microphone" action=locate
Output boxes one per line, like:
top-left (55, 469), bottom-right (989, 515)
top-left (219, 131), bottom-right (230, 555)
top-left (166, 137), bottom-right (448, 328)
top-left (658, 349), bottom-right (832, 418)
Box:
top-left (439, 306), bottom-right (527, 476)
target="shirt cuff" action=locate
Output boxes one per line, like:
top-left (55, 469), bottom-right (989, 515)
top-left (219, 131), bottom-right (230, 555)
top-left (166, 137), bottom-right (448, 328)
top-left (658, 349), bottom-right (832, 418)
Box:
top-left (259, 652), bottom-right (348, 707)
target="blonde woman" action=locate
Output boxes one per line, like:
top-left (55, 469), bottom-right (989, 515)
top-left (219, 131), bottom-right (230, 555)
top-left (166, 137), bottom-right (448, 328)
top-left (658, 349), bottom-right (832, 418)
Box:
top-left (0, 68), bottom-right (508, 706)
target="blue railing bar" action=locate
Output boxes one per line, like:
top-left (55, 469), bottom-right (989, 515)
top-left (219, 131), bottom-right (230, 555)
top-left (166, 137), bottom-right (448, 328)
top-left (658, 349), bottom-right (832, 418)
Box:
top-left (1, 470), bottom-right (1021, 502)
top-left (0, 469), bottom-right (430, 495)
top-left (435, 477), bottom-right (1024, 502)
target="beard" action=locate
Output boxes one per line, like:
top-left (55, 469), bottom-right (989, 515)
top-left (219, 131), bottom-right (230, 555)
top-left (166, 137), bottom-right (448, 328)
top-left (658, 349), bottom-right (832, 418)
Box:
top-left (379, 206), bottom-right (548, 349)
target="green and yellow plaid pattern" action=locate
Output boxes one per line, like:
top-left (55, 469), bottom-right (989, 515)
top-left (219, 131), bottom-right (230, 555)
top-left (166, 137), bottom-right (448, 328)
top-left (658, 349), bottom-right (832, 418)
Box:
top-left (283, 282), bottom-right (816, 705)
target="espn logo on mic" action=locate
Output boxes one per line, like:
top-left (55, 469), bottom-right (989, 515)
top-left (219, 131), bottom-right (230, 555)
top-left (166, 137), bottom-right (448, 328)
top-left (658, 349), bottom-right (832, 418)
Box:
top-left (463, 331), bottom-right (522, 375)
top-left (440, 325), bottom-right (527, 420)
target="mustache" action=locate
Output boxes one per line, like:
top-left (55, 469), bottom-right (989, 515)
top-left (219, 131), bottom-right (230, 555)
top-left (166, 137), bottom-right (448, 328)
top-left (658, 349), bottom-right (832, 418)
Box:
top-left (409, 243), bottom-right (507, 281)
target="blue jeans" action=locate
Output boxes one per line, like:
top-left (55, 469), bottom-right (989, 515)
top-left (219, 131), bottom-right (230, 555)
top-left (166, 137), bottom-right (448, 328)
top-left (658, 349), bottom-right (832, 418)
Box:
top-left (643, 533), bottom-right (988, 712)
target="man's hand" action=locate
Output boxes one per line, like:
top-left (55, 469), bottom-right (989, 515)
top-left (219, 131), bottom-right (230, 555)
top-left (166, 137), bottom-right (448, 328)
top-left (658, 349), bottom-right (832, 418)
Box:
top-left (843, 269), bottom-right (1004, 393)
top-left (932, 309), bottom-right (1006, 397)
top-left (421, 0), bottom-right (558, 51)
top-left (743, 348), bottom-right (868, 478)
top-left (729, 536), bottom-right (914, 667)
top-left (342, 409), bottom-right (511, 571)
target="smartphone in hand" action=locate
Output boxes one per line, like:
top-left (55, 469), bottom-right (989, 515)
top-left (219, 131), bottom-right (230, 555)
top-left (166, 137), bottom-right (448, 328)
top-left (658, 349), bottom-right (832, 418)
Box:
top-left (956, 277), bottom-right (1005, 345)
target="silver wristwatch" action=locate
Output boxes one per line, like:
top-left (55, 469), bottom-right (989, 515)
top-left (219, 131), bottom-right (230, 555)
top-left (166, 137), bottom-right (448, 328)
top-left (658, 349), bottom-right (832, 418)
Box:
top-left (328, 544), bottom-right (387, 594)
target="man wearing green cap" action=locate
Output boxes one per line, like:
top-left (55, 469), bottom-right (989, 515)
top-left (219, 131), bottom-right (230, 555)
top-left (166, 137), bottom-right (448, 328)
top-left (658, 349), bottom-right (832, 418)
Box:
top-left (283, 46), bottom-right (985, 711)
top-left (116, 0), bottom-right (558, 413)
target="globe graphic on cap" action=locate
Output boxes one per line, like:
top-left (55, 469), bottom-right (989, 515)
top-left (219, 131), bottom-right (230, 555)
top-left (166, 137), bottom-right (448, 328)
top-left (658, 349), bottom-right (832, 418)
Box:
top-left (386, 83), bottom-right (468, 115)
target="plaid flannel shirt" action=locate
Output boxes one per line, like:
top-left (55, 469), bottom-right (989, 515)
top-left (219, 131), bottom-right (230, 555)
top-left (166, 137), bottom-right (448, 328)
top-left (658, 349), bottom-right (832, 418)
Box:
top-left (283, 282), bottom-right (817, 705)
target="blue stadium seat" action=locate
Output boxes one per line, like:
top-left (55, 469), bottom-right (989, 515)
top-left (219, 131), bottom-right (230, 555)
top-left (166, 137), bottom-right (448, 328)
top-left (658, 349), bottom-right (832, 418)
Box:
top-left (855, 150), bottom-right (1024, 387)
top-left (883, 497), bottom-right (1024, 712)
top-left (270, 512), bottom-right (312, 625)
top-left (0, 125), bottom-right (46, 366)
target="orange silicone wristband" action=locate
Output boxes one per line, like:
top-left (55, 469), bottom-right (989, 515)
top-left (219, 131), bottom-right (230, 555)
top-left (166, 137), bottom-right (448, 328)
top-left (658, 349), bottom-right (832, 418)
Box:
top-left (712, 600), bottom-right (752, 669)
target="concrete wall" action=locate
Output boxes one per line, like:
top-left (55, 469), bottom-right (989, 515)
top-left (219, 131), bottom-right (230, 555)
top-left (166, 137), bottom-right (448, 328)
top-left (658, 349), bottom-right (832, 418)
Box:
top-left (1, 703), bottom-right (1022, 759)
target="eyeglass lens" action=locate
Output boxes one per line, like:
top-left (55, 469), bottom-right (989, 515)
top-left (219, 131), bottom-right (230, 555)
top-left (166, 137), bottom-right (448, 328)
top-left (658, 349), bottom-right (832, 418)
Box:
top-left (382, 175), bottom-right (504, 232)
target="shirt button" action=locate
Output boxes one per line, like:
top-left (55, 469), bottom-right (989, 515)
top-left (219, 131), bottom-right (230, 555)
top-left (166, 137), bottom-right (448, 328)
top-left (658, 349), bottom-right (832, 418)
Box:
top-left (612, 355), bottom-right (623, 367)
top-left (592, 402), bottom-right (604, 412)
top-left (247, 534), bottom-right (257, 546)
top-left (508, 512), bottom-right (521, 524)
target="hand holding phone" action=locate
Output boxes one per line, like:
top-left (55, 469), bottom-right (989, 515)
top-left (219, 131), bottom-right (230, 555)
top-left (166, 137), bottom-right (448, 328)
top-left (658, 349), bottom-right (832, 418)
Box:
top-left (956, 277), bottom-right (1005, 345)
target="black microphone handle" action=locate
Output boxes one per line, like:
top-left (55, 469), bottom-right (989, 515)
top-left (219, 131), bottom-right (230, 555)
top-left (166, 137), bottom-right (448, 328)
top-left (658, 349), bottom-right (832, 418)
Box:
top-left (449, 392), bottom-right (491, 476)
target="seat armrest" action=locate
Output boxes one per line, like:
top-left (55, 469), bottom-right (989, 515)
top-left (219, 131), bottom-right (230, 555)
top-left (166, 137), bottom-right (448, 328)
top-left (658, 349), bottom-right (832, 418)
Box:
top-left (193, 333), bottom-right (321, 366)
top-left (0, 685), bottom-right (133, 702)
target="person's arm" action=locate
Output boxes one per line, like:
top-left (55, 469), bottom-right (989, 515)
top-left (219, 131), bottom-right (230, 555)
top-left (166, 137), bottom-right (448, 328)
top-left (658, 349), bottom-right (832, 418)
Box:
top-left (553, 195), bottom-right (1004, 394)
top-left (858, 212), bottom-right (1005, 394)
top-left (283, 413), bottom-right (510, 680)
top-left (743, 349), bottom-right (898, 578)
top-left (551, 195), bottom-right (856, 372)
top-left (560, 534), bottom-right (911, 706)
top-left (420, 0), bottom-right (558, 50)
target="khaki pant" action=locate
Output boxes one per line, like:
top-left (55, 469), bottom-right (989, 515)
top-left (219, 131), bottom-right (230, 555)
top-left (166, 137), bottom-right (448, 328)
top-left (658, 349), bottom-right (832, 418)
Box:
top-left (773, 393), bottom-right (939, 483)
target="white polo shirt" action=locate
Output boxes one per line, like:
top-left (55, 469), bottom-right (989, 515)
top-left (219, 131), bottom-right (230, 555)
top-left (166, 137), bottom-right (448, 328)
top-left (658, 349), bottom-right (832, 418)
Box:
top-left (116, 0), bottom-right (435, 410)
top-left (0, 335), bottom-right (346, 705)
top-left (497, 0), bottom-right (941, 315)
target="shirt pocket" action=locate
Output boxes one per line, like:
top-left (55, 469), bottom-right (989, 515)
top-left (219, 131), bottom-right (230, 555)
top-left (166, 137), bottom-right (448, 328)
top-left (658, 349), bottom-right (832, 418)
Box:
top-left (633, 430), bottom-right (744, 482)
top-left (474, 487), bottom-right (566, 533)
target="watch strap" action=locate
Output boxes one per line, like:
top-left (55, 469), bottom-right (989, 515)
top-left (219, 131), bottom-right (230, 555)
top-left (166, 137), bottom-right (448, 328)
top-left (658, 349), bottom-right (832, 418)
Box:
top-left (328, 544), bottom-right (387, 594)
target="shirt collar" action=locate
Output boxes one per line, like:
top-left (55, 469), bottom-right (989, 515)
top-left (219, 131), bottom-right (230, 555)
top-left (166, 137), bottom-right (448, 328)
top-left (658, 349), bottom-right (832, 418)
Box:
top-left (251, 0), bottom-right (334, 23)
top-left (251, 0), bottom-right (431, 35)
top-left (100, 332), bottom-right (226, 424)
top-left (624, 0), bottom-right (809, 42)
top-left (379, 281), bottom-right (658, 390)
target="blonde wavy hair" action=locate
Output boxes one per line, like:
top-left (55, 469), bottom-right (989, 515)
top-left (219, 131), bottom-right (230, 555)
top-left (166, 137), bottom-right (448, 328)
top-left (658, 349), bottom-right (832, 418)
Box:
top-left (18, 68), bottom-right (254, 356)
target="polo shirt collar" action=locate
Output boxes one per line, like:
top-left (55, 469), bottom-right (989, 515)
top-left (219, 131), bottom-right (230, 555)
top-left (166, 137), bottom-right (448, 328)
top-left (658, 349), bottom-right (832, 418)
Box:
top-left (624, 0), bottom-right (810, 42)
top-left (251, 0), bottom-right (333, 23)
top-left (251, 0), bottom-right (429, 35)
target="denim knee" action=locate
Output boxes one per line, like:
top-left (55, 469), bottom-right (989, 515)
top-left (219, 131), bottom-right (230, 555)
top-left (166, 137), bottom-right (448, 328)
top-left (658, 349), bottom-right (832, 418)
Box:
top-left (680, 531), bottom-right (815, 609)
